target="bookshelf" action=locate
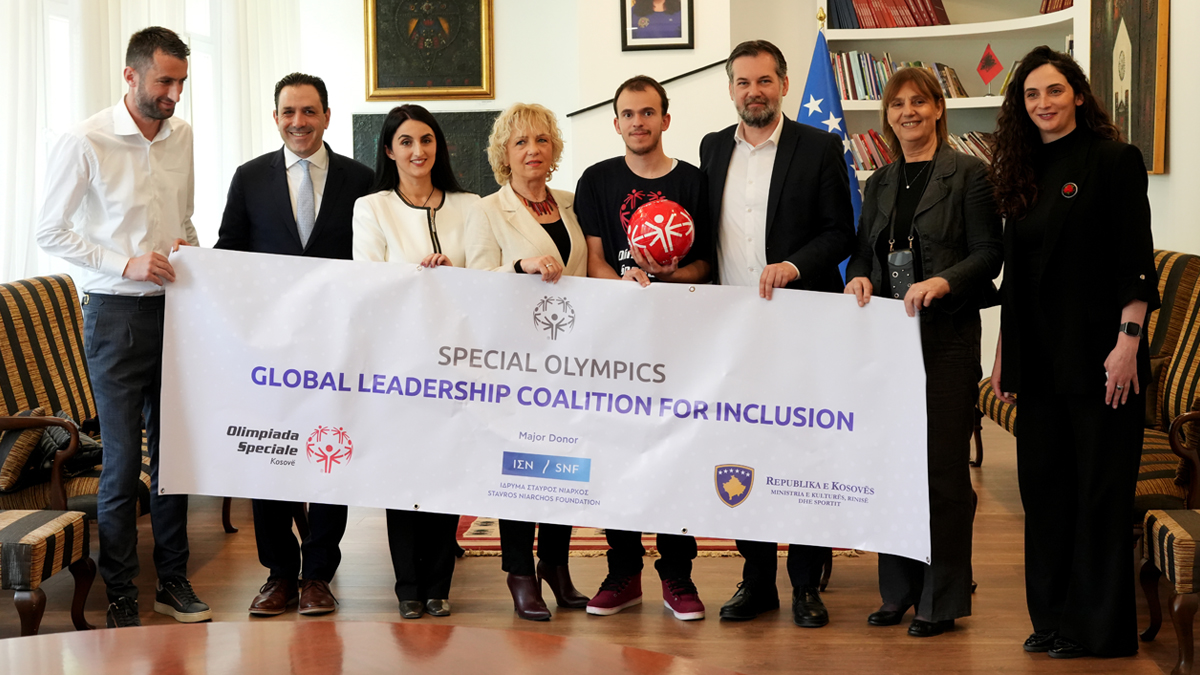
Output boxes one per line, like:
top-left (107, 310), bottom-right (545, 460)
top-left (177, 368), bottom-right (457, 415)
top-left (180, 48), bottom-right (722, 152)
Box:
top-left (820, 0), bottom-right (1089, 178)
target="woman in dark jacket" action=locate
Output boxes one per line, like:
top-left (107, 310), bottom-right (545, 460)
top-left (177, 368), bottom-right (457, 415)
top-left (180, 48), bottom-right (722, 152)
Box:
top-left (845, 66), bottom-right (1002, 638)
top-left (989, 46), bottom-right (1158, 659)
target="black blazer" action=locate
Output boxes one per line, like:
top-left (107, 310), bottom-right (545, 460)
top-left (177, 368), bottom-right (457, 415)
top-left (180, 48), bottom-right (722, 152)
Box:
top-left (215, 143), bottom-right (374, 259)
top-left (845, 143), bottom-right (1002, 313)
top-left (999, 132), bottom-right (1160, 395)
top-left (698, 117), bottom-right (855, 293)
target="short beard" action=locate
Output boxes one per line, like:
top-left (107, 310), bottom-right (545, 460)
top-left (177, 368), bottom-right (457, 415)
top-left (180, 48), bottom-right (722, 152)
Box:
top-left (134, 81), bottom-right (172, 120)
top-left (626, 137), bottom-right (659, 156)
top-left (739, 102), bottom-right (779, 128)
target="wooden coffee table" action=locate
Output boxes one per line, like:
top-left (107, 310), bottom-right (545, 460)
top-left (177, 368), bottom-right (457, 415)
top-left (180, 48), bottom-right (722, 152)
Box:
top-left (0, 621), bottom-right (745, 674)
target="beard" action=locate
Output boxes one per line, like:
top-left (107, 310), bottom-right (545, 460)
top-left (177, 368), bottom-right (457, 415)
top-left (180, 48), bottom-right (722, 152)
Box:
top-left (133, 81), bottom-right (174, 120)
top-left (625, 135), bottom-right (660, 156)
top-left (738, 96), bottom-right (779, 128)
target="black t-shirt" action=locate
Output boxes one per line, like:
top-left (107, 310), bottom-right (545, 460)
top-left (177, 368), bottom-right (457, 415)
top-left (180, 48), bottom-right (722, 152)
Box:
top-left (574, 157), bottom-right (713, 281)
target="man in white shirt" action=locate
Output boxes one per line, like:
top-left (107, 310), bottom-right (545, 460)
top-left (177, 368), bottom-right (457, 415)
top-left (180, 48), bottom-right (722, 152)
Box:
top-left (698, 40), bottom-right (855, 628)
top-left (215, 73), bottom-right (374, 617)
top-left (36, 26), bottom-right (208, 629)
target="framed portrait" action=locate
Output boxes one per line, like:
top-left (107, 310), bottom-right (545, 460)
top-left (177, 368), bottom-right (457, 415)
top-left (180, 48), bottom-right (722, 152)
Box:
top-left (364, 0), bottom-right (494, 100)
top-left (1090, 0), bottom-right (1170, 173)
top-left (620, 0), bottom-right (694, 52)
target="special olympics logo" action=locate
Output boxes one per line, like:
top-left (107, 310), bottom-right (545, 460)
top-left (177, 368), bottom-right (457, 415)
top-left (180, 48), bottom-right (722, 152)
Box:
top-left (306, 426), bottom-right (353, 474)
top-left (533, 296), bottom-right (575, 341)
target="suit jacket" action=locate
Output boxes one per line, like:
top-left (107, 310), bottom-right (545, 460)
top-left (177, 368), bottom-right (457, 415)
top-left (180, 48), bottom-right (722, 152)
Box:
top-left (845, 142), bottom-right (1002, 313)
top-left (698, 117), bottom-right (855, 293)
top-left (464, 183), bottom-right (588, 277)
top-left (215, 143), bottom-right (374, 259)
top-left (998, 132), bottom-right (1160, 395)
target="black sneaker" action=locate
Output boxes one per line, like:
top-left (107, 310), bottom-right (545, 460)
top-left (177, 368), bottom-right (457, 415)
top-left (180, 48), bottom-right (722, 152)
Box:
top-left (106, 596), bottom-right (141, 628)
top-left (154, 577), bottom-right (213, 623)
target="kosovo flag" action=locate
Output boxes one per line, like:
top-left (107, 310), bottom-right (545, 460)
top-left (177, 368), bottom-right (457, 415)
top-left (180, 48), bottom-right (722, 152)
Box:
top-left (797, 30), bottom-right (861, 281)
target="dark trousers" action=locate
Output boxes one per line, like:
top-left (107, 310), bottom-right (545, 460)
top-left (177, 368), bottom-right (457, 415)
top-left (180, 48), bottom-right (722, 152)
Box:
top-left (386, 509), bottom-right (459, 601)
top-left (83, 294), bottom-right (189, 602)
top-left (878, 311), bottom-right (978, 622)
top-left (252, 499), bottom-right (347, 582)
top-left (1017, 388), bottom-right (1142, 657)
top-left (605, 530), bottom-right (697, 579)
top-left (499, 519), bottom-right (571, 576)
top-left (736, 541), bottom-right (828, 593)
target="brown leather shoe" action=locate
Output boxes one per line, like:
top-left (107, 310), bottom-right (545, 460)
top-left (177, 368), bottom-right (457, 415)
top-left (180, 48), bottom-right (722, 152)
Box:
top-left (298, 579), bottom-right (337, 615)
top-left (249, 578), bottom-right (298, 616)
top-left (536, 560), bottom-right (590, 609)
top-left (507, 573), bottom-right (551, 621)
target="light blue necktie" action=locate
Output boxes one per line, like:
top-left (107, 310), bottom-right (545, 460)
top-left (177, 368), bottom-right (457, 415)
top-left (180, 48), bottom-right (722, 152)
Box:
top-left (296, 159), bottom-right (315, 247)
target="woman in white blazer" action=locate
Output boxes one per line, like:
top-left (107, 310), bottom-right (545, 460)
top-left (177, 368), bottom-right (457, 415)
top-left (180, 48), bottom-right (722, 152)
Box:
top-left (465, 102), bottom-right (590, 621)
top-left (352, 104), bottom-right (479, 620)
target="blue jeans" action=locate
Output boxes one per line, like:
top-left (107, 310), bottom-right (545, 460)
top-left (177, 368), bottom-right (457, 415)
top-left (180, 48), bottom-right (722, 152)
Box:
top-left (83, 293), bottom-right (189, 602)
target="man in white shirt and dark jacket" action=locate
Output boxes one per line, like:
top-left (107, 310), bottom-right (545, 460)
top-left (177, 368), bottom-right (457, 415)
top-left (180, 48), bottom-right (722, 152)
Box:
top-left (36, 26), bottom-right (208, 629)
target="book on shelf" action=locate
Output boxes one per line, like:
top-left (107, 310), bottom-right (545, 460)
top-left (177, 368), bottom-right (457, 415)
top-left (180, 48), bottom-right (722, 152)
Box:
top-left (842, 0), bottom-right (951, 28)
top-left (848, 130), bottom-right (994, 172)
top-left (830, 50), bottom-right (969, 101)
top-left (1040, 0), bottom-right (1074, 13)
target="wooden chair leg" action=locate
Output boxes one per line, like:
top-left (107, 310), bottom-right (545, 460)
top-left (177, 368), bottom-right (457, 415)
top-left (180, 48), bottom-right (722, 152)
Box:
top-left (970, 409), bottom-right (984, 467)
top-left (819, 547), bottom-right (833, 592)
top-left (1140, 557), bottom-right (1164, 641)
top-left (14, 588), bottom-right (47, 636)
top-left (1171, 592), bottom-right (1200, 675)
top-left (222, 497), bottom-right (238, 533)
top-left (293, 503), bottom-right (311, 541)
top-left (68, 556), bottom-right (97, 630)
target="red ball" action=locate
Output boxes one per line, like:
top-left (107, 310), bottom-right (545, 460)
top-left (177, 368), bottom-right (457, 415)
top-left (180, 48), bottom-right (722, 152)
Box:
top-left (627, 199), bottom-right (695, 266)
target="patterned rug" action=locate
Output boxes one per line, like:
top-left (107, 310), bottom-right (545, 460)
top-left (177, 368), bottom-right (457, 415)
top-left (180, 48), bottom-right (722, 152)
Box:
top-left (455, 516), bottom-right (859, 558)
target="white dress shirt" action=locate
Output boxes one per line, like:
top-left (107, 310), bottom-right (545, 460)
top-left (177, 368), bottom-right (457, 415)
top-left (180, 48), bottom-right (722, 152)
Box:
top-left (36, 98), bottom-right (198, 296)
top-left (717, 115), bottom-right (795, 288)
top-left (283, 144), bottom-right (328, 222)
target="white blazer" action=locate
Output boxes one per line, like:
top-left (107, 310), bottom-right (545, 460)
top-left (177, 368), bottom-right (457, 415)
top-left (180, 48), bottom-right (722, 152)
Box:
top-left (352, 189), bottom-right (480, 267)
top-left (464, 183), bottom-right (588, 277)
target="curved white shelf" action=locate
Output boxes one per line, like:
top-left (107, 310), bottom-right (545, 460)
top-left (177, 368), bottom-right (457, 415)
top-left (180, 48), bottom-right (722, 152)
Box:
top-left (826, 7), bottom-right (1076, 41)
top-left (840, 96), bottom-right (1003, 112)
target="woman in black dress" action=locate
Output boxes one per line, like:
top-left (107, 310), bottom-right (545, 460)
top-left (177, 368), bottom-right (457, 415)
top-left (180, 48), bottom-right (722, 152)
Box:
top-left (990, 46), bottom-right (1159, 659)
top-left (845, 66), bottom-right (1002, 638)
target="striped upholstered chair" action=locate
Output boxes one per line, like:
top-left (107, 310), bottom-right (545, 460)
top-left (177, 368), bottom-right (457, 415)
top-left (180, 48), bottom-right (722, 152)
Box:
top-left (975, 250), bottom-right (1200, 530)
top-left (0, 415), bottom-right (95, 635)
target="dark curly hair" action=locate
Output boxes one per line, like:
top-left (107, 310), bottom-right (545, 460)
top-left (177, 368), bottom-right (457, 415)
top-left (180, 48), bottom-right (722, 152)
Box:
top-left (990, 46), bottom-right (1121, 220)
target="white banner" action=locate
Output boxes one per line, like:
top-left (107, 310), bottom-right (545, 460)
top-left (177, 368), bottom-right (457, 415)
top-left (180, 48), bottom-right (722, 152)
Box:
top-left (160, 247), bottom-right (930, 562)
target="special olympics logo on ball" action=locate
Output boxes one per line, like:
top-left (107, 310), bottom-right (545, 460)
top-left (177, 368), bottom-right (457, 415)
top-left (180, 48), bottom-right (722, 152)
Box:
top-left (306, 426), bottom-right (353, 474)
top-left (628, 199), bottom-right (695, 266)
top-left (533, 296), bottom-right (576, 341)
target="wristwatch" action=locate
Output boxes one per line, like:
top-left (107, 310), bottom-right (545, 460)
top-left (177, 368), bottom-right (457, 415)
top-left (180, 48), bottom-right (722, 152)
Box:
top-left (1119, 321), bottom-right (1143, 338)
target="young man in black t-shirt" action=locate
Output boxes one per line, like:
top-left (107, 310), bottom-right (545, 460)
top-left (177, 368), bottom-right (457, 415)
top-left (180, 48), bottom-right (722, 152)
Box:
top-left (574, 75), bottom-right (712, 621)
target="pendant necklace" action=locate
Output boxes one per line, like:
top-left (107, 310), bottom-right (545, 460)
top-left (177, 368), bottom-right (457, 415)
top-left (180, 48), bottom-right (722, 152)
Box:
top-left (903, 161), bottom-right (931, 190)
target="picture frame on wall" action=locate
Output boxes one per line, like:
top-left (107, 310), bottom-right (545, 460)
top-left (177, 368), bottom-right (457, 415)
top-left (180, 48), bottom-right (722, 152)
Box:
top-left (364, 0), bottom-right (494, 100)
top-left (620, 0), bottom-right (694, 52)
top-left (1090, 0), bottom-right (1170, 174)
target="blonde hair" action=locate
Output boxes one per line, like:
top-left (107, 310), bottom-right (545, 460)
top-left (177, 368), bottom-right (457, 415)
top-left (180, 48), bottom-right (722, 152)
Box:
top-left (486, 103), bottom-right (564, 185)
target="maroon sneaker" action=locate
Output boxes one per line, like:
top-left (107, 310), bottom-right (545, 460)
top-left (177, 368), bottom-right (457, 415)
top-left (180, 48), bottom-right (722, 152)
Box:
top-left (586, 573), bottom-right (642, 616)
top-left (662, 577), bottom-right (705, 620)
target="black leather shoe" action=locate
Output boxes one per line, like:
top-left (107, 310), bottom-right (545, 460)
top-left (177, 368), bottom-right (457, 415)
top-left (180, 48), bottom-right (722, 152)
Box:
top-left (1023, 629), bottom-right (1057, 653)
top-left (908, 618), bottom-right (953, 637)
top-left (425, 599), bottom-right (451, 617)
top-left (718, 582), bottom-right (779, 621)
top-left (867, 605), bottom-right (910, 626)
top-left (792, 586), bottom-right (829, 628)
top-left (399, 600), bottom-right (424, 619)
top-left (1048, 637), bottom-right (1091, 659)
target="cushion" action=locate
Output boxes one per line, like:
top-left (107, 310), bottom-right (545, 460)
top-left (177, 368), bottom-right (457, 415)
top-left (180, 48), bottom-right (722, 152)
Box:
top-left (977, 378), bottom-right (1017, 436)
top-left (0, 509), bottom-right (88, 591)
top-left (0, 408), bottom-right (46, 492)
top-left (1145, 509), bottom-right (1200, 594)
top-left (1136, 428), bottom-right (1189, 518)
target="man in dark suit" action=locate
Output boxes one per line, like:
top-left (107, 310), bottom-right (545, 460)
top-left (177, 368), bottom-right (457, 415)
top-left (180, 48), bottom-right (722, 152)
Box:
top-left (699, 40), bottom-right (855, 627)
top-left (215, 72), bottom-right (374, 616)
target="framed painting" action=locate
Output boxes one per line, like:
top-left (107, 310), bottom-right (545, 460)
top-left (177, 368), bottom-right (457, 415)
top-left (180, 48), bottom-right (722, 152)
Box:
top-left (365, 0), bottom-right (494, 100)
top-left (1090, 0), bottom-right (1170, 173)
top-left (620, 0), bottom-right (694, 52)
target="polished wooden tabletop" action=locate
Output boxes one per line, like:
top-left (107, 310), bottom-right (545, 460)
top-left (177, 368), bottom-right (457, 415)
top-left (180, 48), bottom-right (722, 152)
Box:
top-left (0, 620), bottom-right (745, 675)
